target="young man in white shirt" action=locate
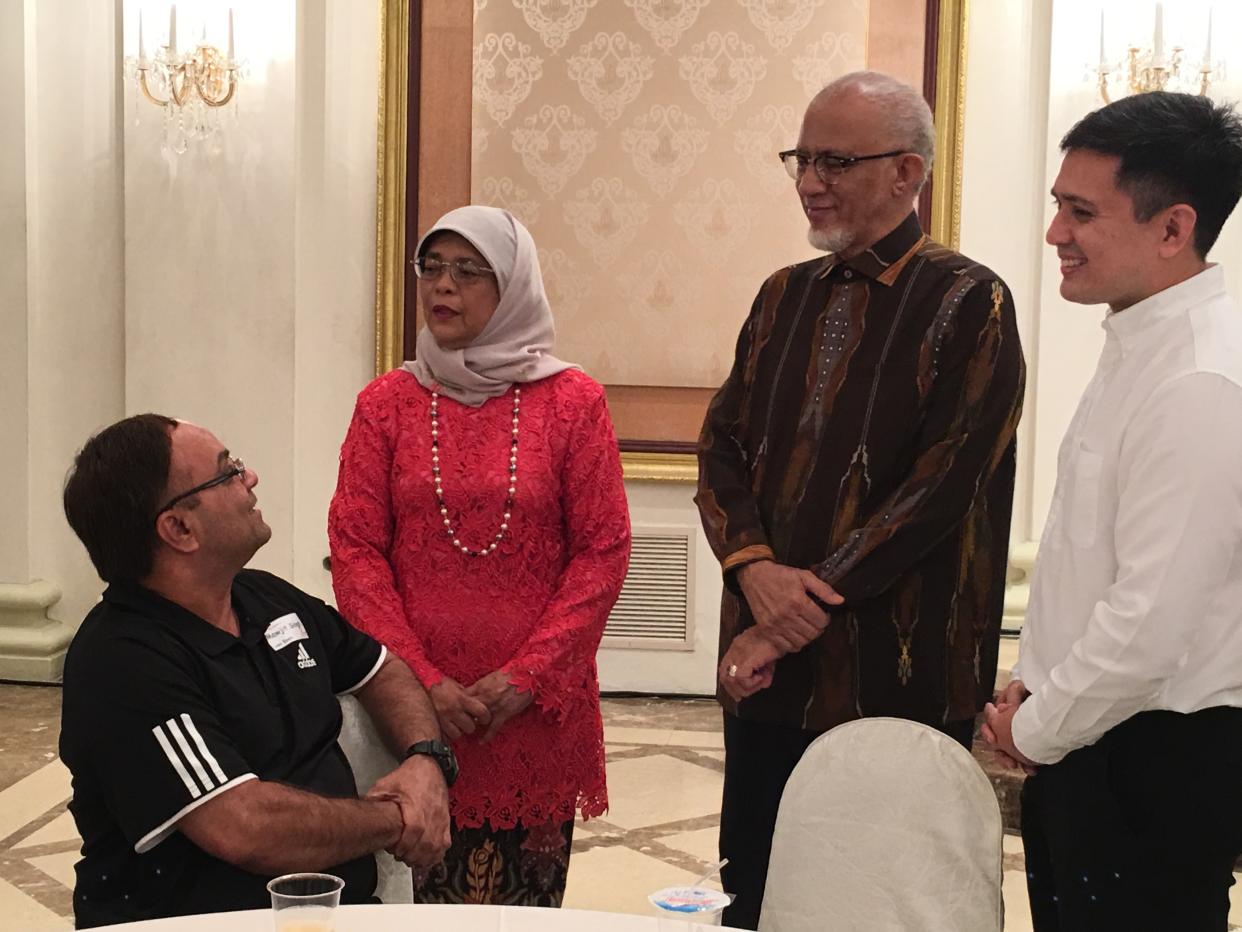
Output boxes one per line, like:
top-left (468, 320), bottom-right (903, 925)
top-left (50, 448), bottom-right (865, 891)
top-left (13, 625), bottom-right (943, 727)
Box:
top-left (982, 92), bottom-right (1242, 931)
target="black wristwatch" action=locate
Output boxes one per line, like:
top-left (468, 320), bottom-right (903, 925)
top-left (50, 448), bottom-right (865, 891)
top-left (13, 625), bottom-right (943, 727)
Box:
top-left (404, 739), bottom-right (459, 787)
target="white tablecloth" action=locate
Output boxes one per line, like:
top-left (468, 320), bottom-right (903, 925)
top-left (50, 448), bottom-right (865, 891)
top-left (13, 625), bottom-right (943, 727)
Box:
top-left (105, 903), bottom-right (734, 930)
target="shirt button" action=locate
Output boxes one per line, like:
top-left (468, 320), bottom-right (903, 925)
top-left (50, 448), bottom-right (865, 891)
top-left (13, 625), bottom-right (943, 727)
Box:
top-left (843, 270), bottom-right (852, 279)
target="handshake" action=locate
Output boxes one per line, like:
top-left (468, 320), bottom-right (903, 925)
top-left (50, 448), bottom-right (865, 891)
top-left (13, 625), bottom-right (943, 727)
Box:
top-left (718, 560), bottom-right (843, 702)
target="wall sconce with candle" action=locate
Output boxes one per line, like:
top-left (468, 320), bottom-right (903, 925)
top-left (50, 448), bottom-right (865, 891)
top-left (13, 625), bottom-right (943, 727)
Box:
top-left (1092, 3), bottom-right (1224, 103)
top-left (124, 5), bottom-right (241, 156)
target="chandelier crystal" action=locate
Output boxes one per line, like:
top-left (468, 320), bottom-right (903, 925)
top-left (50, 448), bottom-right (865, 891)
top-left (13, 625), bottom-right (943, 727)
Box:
top-left (124, 7), bottom-right (242, 157)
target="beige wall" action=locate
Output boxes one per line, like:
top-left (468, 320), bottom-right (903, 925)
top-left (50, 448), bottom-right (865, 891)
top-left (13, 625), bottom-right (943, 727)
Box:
top-left (0, 0), bottom-right (30, 582)
top-left (0, 0), bottom-right (379, 680)
top-left (0, 0), bottom-right (127, 678)
top-left (124, 2), bottom-right (297, 579)
top-left (958, 0), bottom-right (1052, 545)
top-left (470, 0), bottom-right (870, 389)
top-left (120, 0), bottom-right (377, 602)
top-left (960, 0), bottom-right (1242, 545)
top-left (1028, 0), bottom-right (1241, 539)
top-left (867, 0), bottom-right (926, 91)
top-left (417, 0), bottom-right (474, 244)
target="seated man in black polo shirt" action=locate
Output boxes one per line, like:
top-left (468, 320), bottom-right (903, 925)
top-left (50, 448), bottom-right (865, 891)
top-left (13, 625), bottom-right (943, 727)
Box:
top-left (59, 413), bottom-right (456, 928)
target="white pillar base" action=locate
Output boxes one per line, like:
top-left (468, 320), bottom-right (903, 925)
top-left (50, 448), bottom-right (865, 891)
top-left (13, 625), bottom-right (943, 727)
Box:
top-left (1002, 540), bottom-right (1039, 634)
top-left (0, 580), bottom-right (71, 683)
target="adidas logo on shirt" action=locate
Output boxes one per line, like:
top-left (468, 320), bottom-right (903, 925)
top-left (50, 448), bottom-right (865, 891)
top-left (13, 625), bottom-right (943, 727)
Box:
top-left (296, 643), bottom-right (317, 669)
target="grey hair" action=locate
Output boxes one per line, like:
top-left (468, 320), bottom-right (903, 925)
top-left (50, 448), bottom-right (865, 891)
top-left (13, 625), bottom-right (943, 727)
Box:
top-left (817, 71), bottom-right (935, 188)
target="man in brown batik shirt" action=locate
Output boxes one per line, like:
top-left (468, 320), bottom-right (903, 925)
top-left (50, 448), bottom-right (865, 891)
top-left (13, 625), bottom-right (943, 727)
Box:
top-left (695, 71), bottom-right (1025, 929)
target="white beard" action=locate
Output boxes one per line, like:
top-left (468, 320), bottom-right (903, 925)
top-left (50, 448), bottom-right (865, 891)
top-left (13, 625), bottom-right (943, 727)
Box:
top-left (808, 225), bottom-right (855, 254)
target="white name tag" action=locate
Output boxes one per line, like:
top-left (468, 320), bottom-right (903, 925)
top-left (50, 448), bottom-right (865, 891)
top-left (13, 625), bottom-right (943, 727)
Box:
top-left (264, 614), bottom-right (309, 651)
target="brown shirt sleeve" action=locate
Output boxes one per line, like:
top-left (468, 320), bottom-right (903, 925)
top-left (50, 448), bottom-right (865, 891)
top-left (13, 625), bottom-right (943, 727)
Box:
top-left (694, 283), bottom-right (777, 575)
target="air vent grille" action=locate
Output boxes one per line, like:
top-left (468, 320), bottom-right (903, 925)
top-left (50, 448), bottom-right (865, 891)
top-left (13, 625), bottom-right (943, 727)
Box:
top-left (603, 531), bottom-right (692, 649)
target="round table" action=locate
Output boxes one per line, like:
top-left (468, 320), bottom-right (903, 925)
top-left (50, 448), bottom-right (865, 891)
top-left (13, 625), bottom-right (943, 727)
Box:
top-left (105, 903), bottom-right (734, 929)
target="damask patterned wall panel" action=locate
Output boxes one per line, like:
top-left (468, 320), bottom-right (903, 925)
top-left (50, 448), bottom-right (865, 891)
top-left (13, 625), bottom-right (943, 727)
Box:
top-left (471, 0), bottom-right (869, 388)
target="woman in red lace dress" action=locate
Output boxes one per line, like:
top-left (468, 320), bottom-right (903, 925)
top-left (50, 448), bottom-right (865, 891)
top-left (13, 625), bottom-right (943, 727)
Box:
top-left (328, 206), bottom-right (630, 907)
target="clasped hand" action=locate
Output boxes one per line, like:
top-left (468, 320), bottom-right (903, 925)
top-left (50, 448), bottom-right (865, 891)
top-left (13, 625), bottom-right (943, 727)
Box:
top-left (429, 671), bottom-right (533, 743)
top-left (718, 628), bottom-right (782, 701)
top-left (981, 678), bottom-right (1038, 775)
top-left (738, 560), bottom-right (842, 650)
top-left (718, 561), bottom-right (843, 700)
top-left (367, 755), bottom-right (451, 868)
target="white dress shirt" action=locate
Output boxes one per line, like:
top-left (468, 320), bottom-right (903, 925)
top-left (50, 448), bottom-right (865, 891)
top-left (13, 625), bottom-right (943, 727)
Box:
top-left (1012, 265), bottom-right (1242, 765)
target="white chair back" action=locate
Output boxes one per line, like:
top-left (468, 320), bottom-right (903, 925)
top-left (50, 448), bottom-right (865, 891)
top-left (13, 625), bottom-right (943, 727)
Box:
top-left (758, 717), bottom-right (1003, 932)
top-left (337, 694), bottom-right (413, 904)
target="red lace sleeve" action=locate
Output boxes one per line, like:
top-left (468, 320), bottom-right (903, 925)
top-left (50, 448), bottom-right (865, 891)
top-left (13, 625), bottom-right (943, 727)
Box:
top-left (503, 382), bottom-right (631, 720)
top-left (328, 386), bottom-right (445, 688)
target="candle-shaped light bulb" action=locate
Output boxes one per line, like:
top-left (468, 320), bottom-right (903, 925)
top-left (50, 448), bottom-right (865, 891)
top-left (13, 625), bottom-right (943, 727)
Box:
top-left (1098, 9), bottom-right (1107, 68)
top-left (168, 5), bottom-right (177, 53)
top-left (228, 8), bottom-right (235, 61)
top-left (1153, 2), bottom-right (1164, 66)
top-left (1203, 7), bottom-right (1213, 70)
top-left (138, 9), bottom-right (147, 63)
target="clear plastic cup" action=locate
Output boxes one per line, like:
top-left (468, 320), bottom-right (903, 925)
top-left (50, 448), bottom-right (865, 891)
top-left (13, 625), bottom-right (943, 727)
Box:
top-left (267, 872), bottom-right (344, 932)
top-left (649, 885), bottom-right (733, 925)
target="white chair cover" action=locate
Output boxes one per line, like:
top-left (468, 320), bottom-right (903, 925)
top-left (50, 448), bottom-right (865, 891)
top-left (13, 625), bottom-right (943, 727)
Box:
top-left (337, 695), bottom-right (413, 904)
top-left (758, 718), bottom-right (1003, 932)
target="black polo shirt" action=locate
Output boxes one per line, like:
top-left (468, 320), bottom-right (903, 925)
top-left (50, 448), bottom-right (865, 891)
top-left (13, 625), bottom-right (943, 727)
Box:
top-left (59, 569), bottom-right (386, 929)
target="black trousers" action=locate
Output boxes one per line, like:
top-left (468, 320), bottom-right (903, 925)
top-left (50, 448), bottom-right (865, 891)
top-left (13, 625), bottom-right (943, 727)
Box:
top-left (718, 711), bottom-right (974, 930)
top-left (1021, 706), bottom-right (1242, 932)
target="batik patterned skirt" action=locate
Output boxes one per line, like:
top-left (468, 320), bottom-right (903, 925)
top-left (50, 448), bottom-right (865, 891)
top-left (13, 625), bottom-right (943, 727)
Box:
top-left (412, 819), bottom-right (575, 907)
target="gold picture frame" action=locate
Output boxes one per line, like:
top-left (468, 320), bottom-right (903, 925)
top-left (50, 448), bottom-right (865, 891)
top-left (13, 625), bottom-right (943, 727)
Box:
top-left (373, 0), bottom-right (969, 482)
top-left (373, 0), bottom-right (410, 378)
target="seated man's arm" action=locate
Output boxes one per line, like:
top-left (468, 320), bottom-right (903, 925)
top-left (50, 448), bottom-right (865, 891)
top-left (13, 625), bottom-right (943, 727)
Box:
top-left (177, 780), bottom-right (401, 875)
top-left (351, 655), bottom-right (453, 866)
top-left (180, 653), bottom-right (449, 872)
top-left (320, 600), bottom-right (451, 867)
top-left (351, 653), bottom-right (442, 755)
top-left (66, 635), bottom-right (435, 875)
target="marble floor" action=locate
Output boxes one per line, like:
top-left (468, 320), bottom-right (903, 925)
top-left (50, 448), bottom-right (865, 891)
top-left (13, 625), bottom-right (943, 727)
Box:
top-left (1, 683), bottom-right (1239, 930)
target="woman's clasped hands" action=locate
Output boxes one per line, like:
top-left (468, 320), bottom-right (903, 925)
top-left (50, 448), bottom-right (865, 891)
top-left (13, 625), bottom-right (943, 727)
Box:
top-left (429, 671), bottom-right (534, 743)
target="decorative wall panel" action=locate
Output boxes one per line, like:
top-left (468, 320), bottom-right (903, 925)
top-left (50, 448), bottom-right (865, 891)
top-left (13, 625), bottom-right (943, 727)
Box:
top-left (470, 0), bottom-right (870, 388)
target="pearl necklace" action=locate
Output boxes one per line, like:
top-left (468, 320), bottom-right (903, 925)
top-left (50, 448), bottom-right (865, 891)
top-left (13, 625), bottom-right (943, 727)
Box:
top-left (430, 388), bottom-right (520, 557)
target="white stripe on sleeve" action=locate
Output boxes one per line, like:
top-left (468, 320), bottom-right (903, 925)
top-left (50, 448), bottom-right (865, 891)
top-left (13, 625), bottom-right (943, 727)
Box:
top-left (165, 717), bottom-right (216, 793)
top-left (180, 713), bottom-right (228, 785)
top-left (337, 644), bottom-right (388, 696)
top-left (134, 774), bottom-right (257, 854)
top-left (152, 724), bottom-right (202, 799)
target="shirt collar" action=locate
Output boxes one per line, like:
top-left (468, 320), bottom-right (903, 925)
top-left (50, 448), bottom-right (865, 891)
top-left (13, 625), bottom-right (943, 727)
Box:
top-left (103, 579), bottom-right (255, 656)
top-left (816, 212), bottom-right (928, 286)
top-left (1102, 264), bottom-right (1228, 351)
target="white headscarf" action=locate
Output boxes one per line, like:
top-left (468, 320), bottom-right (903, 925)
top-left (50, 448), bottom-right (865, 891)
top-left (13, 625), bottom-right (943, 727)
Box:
top-left (403, 206), bottom-right (577, 407)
